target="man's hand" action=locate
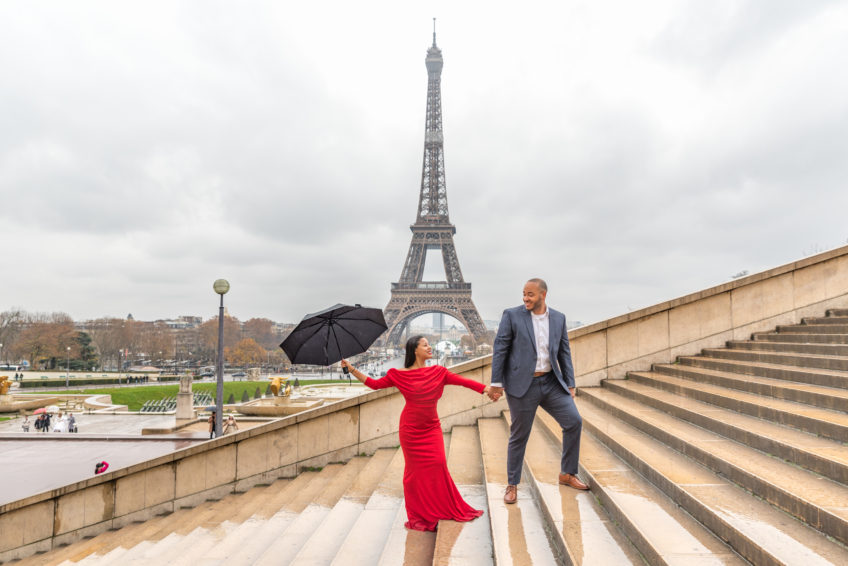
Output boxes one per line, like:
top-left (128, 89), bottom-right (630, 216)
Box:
top-left (487, 385), bottom-right (504, 401)
top-left (569, 387), bottom-right (576, 398)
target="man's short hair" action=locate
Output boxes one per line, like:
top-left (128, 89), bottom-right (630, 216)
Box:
top-left (527, 278), bottom-right (547, 292)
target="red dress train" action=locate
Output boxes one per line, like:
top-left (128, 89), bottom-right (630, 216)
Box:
top-left (364, 365), bottom-right (486, 531)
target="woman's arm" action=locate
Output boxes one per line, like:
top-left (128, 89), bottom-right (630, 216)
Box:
top-left (340, 359), bottom-right (393, 390)
top-left (444, 369), bottom-right (488, 395)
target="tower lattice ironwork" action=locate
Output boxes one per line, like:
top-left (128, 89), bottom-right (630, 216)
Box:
top-left (383, 27), bottom-right (488, 347)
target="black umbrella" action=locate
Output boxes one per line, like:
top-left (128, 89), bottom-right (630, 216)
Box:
top-left (280, 304), bottom-right (387, 372)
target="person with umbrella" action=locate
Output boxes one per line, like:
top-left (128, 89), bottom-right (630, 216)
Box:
top-left (341, 335), bottom-right (497, 532)
top-left (208, 410), bottom-right (216, 439)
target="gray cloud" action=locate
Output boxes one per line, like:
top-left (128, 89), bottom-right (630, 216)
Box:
top-left (2, 0), bottom-right (847, 328)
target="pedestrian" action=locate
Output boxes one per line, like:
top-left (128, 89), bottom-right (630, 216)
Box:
top-left (43, 412), bottom-right (51, 433)
top-left (208, 411), bottom-right (216, 439)
top-left (68, 413), bottom-right (77, 433)
top-left (21, 415), bottom-right (30, 432)
top-left (489, 278), bottom-right (589, 505)
top-left (53, 412), bottom-right (66, 433)
top-left (223, 415), bottom-right (238, 435)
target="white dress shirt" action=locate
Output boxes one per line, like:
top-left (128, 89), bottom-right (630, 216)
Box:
top-left (491, 308), bottom-right (551, 388)
top-left (532, 309), bottom-right (552, 373)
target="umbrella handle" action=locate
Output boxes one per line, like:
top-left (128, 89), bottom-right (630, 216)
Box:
top-left (342, 366), bottom-right (349, 375)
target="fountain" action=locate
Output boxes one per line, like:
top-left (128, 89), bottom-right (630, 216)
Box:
top-left (236, 376), bottom-right (365, 417)
top-left (0, 376), bottom-right (61, 414)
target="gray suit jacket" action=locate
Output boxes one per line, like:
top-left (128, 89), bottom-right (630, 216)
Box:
top-left (490, 305), bottom-right (575, 398)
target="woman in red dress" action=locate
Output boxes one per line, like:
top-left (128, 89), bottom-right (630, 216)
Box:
top-left (341, 335), bottom-right (494, 531)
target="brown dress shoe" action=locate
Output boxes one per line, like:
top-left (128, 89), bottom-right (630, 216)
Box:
top-left (559, 473), bottom-right (589, 490)
top-left (504, 485), bottom-right (517, 504)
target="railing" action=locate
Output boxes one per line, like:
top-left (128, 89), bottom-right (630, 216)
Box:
top-left (391, 282), bottom-right (472, 290)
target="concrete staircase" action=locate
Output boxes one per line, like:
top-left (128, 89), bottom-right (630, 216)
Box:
top-left (10, 308), bottom-right (848, 565)
top-left (577, 307), bottom-right (848, 565)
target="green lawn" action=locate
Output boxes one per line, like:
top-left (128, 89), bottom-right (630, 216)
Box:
top-left (35, 380), bottom-right (339, 411)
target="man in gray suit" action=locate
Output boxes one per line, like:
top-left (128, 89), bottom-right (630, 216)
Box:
top-left (489, 278), bottom-right (588, 504)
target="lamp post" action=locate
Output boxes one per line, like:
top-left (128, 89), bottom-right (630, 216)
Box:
top-left (213, 279), bottom-right (230, 438)
top-left (66, 346), bottom-right (71, 387)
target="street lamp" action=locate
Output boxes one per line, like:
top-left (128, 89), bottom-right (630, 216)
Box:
top-left (66, 346), bottom-right (71, 387)
top-left (213, 278), bottom-right (230, 438)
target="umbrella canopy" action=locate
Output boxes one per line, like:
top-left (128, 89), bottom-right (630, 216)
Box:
top-left (33, 407), bottom-right (47, 414)
top-left (281, 304), bottom-right (387, 366)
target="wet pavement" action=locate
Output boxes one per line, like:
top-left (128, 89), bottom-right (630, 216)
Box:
top-left (0, 413), bottom-right (216, 507)
top-left (0, 438), bottom-right (197, 506)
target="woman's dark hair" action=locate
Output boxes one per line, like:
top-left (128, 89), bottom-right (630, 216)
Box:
top-left (404, 335), bottom-right (425, 368)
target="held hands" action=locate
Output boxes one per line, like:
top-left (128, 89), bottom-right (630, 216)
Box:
top-left (485, 385), bottom-right (504, 402)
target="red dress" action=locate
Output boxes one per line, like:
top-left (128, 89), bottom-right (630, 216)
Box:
top-left (365, 365), bottom-right (486, 531)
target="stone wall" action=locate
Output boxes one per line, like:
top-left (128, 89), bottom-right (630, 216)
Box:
top-left (567, 245), bottom-right (848, 385)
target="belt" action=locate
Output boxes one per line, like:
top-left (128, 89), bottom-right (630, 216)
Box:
top-left (533, 371), bottom-right (551, 377)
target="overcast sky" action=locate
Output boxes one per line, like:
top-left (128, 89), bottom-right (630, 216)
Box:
top-left (2, 0), bottom-right (847, 327)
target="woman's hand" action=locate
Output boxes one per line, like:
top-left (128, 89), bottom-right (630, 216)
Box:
top-left (340, 359), bottom-right (353, 372)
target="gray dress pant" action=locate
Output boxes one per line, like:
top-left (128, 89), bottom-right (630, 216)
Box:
top-left (505, 371), bottom-right (582, 486)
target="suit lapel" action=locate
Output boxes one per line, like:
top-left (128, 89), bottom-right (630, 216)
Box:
top-left (522, 309), bottom-right (537, 352)
top-left (548, 310), bottom-right (561, 355)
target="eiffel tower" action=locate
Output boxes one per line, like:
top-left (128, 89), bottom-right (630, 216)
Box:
top-left (383, 26), bottom-right (488, 347)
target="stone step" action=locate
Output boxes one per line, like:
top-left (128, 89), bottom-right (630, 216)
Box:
top-left (478, 417), bottom-right (560, 566)
top-left (653, 362), bottom-right (848, 411)
top-left (702, 347), bottom-right (848, 372)
top-left (580, 387), bottom-right (848, 546)
top-left (517, 413), bottom-right (645, 565)
top-left (827, 308), bottom-right (848, 317)
top-left (777, 323), bottom-right (848, 334)
top-left (753, 332), bottom-right (848, 344)
top-left (803, 316), bottom-right (848, 325)
top-left (602, 378), bottom-right (848, 485)
top-left (727, 339), bottom-right (848, 356)
top-left (193, 466), bottom-right (354, 566)
top-left (377, 499), bottom-right (436, 566)
top-left (124, 482), bottom-right (278, 566)
top-left (375, 432), bottom-right (450, 566)
top-left (130, 522), bottom-right (220, 566)
top-left (536, 408), bottom-right (745, 566)
top-left (141, 486), bottom-right (281, 566)
top-left (282, 457), bottom-right (369, 565)
top-left (19, 518), bottom-right (146, 566)
top-left (216, 472), bottom-right (319, 565)
top-left (627, 371), bottom-right (848, 441)
top-left (575, 397), bottom-right (848, 565)
top-left (291, 451), bottom-right (394, 565)
top-left (251, 464), bottom-right (346, 566)
top-left (155, 482), bottom-right (282, 566)
top-left (678, 354), bottom-right (848, 390)
top-left (63, 492), bottom-right (242, 564)
top-left (432, 425), bottom-right (492, 566)
top-left (45, 505), bottom-right (196, 565)
top-left (329, 448), bottom-right (406, 566)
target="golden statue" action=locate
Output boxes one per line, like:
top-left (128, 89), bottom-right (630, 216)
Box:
top-left (269, 376), bottom-right (291, 397)
top-left (0, 376), bottom-right (11, 395)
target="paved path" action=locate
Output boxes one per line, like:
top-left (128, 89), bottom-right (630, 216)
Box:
top-left (0, 438), bottom-right (199, 506)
